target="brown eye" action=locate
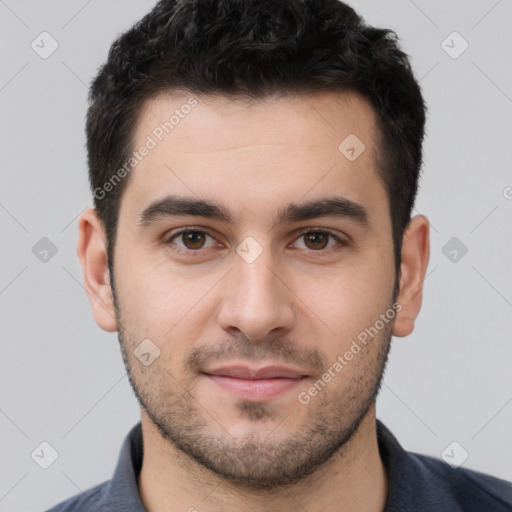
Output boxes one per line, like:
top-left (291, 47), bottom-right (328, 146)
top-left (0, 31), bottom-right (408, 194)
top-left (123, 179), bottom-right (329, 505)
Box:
top-left (291, 230), bottom-right (344, 252)
top-left (166, 229), bottom-right (217, 253)
top-left (181, 231), bottom-right (207, 249)
top-left (303, 232), bottom-right (329, 250)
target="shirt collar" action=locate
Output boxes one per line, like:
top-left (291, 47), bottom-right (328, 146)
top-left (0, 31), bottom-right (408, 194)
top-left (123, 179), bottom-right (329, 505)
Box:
top-left (377, 419), bottom-right (441, 511)
top-left (102, 421), bottom-right (146, 511)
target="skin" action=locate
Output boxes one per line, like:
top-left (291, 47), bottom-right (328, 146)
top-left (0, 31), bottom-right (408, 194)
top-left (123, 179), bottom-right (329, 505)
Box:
top-left (77, 90), bottom-right (430, 512)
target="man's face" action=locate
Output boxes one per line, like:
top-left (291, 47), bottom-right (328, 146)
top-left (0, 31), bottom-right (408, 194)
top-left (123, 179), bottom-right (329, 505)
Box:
top-left (110, 91), bottom-right (397, 488)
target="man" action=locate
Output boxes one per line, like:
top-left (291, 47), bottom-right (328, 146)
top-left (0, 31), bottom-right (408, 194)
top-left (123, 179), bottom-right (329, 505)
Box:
top-left (47, 0), bottom-right (512, 510)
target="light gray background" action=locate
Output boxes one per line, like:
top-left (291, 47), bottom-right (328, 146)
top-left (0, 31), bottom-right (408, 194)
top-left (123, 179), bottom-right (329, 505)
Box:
top-left (0, 1), bottom-right (511, 510)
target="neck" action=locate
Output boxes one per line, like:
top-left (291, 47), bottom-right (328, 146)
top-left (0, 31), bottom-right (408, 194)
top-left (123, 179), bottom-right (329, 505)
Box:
top-left (137, 406), bottom-right (388, 512)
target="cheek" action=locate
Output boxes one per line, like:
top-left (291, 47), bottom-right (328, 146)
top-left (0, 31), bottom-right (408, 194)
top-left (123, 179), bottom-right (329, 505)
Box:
top-left (299, 259), bottom-right (394, 348)
top-left (115, 254), bottom-right (222, 347)
top-left (112, 252), bottom-right (176, 334)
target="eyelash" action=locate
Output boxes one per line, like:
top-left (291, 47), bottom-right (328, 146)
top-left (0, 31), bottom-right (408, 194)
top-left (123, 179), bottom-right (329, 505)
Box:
top-left (163, 228), bottom-right (347, 257)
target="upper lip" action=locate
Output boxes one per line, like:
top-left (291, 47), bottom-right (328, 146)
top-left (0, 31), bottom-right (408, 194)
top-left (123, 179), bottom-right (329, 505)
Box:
top-left (203, 365), bottom-right (307, 379)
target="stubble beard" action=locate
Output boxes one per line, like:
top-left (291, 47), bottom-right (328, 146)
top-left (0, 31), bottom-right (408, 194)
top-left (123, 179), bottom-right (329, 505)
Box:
top-left (111, 272), bottom-right (393, 491)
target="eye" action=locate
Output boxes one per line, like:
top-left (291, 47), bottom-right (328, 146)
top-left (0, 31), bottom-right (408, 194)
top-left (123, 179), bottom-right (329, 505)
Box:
top-left (166, 229), bottom-right (217, 253)
top-left (291, 230), bottom-right (344, 251)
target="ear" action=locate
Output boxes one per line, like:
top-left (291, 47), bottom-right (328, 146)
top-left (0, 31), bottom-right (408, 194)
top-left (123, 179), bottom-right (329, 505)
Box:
top-left (77, 208), bottom-right (118, 332)
top-left (392, 214), bottom-right (430, 338)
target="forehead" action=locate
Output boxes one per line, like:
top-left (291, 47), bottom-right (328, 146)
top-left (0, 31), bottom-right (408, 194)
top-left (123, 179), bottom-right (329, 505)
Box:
top-left (136, 89), bottom-right (378, 154)
top-left (119, 89), bottom-right (386, 226)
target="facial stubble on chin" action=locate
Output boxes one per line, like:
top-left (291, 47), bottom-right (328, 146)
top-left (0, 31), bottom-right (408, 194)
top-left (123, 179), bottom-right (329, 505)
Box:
top-left (110, 276), bottom-right (394, 491)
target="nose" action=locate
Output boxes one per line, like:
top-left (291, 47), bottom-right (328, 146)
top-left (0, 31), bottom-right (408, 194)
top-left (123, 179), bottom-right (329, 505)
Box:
top-left (217, 243), bottom-right (295, 342)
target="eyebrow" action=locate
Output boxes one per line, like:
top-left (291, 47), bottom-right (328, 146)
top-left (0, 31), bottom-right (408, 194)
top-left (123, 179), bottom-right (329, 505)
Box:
top-left (137, 194), bottom-right (370, 230)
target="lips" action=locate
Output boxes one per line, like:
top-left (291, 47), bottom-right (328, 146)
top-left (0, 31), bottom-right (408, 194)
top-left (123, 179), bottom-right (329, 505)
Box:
top-left (202, 365), bottom-right (307, 401)
top-left (203, 365), bottom-right (307, 379)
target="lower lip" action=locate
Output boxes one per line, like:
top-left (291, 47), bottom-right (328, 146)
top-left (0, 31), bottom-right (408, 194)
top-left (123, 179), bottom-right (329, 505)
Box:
top-left (204, 374), bottom-right (305, 401)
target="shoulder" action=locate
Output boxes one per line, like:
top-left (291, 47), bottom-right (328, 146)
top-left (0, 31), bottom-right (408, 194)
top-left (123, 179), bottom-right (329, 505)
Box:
top-left (45, 480), bottom-right (109, 512)
top-left (45, 422), bottom-right (145, 511)
top-left (411, 452), bottom-right (512, 511)
top-left (376, 420), bottom-right (512, 511)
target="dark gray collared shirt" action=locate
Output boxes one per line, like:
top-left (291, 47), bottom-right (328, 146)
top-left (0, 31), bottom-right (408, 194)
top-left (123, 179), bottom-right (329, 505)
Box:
top-left (46, 420), bottom-right (512, 511)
